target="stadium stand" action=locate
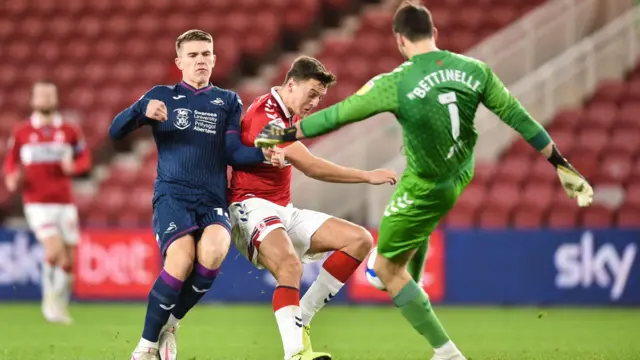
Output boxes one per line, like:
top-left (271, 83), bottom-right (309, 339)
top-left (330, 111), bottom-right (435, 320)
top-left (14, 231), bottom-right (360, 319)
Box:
top-left (1, 0), bottom-right (634, 230)
top-left (77, 0), bottom-right (550, 227)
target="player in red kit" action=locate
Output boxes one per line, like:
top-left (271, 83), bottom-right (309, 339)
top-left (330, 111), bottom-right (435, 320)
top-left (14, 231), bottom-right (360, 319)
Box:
top-left (229, 56), bottom-right (397, 360)
top-left (2, 80), bottom-right (91, 324)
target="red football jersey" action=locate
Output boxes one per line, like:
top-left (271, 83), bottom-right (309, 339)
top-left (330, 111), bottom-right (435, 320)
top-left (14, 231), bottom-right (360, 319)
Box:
top-left (2, 114), bottom-right (91, 204)
top-left (229, 87), bottom-right (299, 207)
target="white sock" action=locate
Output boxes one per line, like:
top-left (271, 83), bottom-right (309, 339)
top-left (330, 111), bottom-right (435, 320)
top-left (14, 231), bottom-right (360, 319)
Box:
top-left (54, 267), bottom-right (72, 308)
top-left (167, 313), bottom-right (180, 327)
top-left (300, 268), bottom-right (344, 326)
top-left (137, 338), bottom-right (158, 349)
top-left (434, 341), bottom-right (461, 356)
top-left (41, 262), bottom-right (54, 301)
top-left (274, 305), bottom-right (304, 359)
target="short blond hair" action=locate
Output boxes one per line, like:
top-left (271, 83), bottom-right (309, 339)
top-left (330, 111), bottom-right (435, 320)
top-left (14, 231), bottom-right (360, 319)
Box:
top-left (175, 29), bottom-right (213, 55)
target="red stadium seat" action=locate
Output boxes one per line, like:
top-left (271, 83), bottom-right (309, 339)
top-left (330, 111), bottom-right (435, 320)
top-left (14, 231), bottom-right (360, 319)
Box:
top-left (478, 205), bottom-right (510, 228)
top-left (445, 207), bottom-right (477, 228)
top-left (617, 103), bottom-right (640, 130)
top-left (550, 108), bottom-right (582, 132)
top-left (506, 138), bottom-right (536, 159)
top-left (321, 36), bottom-right (353, 59)
top-left (323, 0), bottom-right (352, 11)
top-left (567, 152), bottom-right (600, 182)
top-left (547, 129), bottom-right (574, 155)
top-left (457, 7), bottom-right (484, 31)
top-left (574, 130), bottom-right (608, 156)
top-left (617, 205), bottom-right (640, 228)
top-left (359, 8), bottom-right (394, 34)
top-left (622, 80), bottom-right (640, 102)
top-left (512, 206), bottom-right (545, 228)
top-left (628, 158), bottom-right (640, 185)
top-left (624, 184), bottom-right (640, 207)
top-left (546, 204), bottom-right (579, 228)
top-left (528, 158), bottom-right (557, 185)
top-left (580, 205), bottom-right (614, 228)
top-left (582, 102), bottom-right (617, 132)
top-left (487, 181), bottom-right (520, 212)
top-left (95, 186), bottom-right (126, 218)
top-left (456, 183), bottom-right (486, 213)
top-left (485, 6), bottom-right (518, 30)
top-left (591, 80), bottom-right (626, 105)
top-left (519, 182), bottom-right (554, 210)
top-left (606, 128), bottom-right (640, 157)
top-left (472, 162), bottom-right (495, 187)
top-left (447, 31), bottom-right (477, 53)
top-left (83, 209), bottom-right (112, 226)
top-left (495, 155), bottom-right (531, 184)
top-left (596, 154), bottom-right (632, 185)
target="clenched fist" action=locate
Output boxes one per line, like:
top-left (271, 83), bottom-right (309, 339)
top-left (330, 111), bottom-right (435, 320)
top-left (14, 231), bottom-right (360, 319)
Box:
top-left (145, 99), bottom-right (168, 122)
top-left (366, 168), bottom-right (398, 185)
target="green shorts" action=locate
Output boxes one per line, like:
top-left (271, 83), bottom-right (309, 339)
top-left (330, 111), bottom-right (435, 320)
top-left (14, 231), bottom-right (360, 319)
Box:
top-left (377, 165), bottom-right (473, 261)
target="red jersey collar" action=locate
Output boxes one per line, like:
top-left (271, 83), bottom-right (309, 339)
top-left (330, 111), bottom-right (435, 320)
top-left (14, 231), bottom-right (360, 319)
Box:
top-left (30, 113), bottom-right (62, 128)
top-left (270, 87), bottom-right (292, 119)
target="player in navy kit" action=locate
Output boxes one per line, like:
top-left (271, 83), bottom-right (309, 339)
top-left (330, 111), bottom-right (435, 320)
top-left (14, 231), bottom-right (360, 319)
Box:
top-left (109, 30), bottom-right (278, 360)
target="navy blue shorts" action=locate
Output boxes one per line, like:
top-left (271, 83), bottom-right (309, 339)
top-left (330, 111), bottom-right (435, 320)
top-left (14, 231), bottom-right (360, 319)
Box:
top-left (152, 193), bottom-right (231, 256)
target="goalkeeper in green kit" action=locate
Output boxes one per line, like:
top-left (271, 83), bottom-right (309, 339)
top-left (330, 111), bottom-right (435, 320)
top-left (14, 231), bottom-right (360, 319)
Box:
top-left (255, 2), bottom-right (594, 359)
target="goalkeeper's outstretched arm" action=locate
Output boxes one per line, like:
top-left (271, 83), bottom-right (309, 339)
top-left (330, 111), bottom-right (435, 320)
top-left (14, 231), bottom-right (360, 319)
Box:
top-left (259, 73), bottom-right (400, 144)
top-left (481, 65), bottom-right (593, 207)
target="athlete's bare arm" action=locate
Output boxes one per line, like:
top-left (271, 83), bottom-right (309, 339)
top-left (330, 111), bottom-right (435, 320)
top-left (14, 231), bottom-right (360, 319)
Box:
top-left (283, 141), bottom-right (397, 185)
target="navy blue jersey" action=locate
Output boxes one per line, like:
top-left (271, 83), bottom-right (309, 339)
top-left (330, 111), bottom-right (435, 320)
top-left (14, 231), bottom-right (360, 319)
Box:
top-left (109, 81), bottom-right (264, 206)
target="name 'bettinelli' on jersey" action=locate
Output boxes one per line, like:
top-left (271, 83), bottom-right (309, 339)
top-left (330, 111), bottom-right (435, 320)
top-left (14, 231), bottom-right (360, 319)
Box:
top-left (229, 87), bottom-right (299, 207)
top-left (110, 81), bottom-right (245, 205)
top-left (3, 114), bottom-right (91, 204)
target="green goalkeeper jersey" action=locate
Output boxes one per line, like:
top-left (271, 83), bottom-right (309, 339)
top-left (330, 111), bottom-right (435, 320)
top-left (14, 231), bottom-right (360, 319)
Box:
top-left (301, 50), bottom-right (552, 180)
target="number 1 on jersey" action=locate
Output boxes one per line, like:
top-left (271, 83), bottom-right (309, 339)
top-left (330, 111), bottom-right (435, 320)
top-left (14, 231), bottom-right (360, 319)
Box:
top-left (438, 92), bottom-right (460, 159)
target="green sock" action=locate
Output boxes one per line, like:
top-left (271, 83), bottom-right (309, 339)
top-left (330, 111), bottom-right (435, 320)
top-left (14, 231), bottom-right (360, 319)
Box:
top-left (393, 280), bottom-right (450, 348)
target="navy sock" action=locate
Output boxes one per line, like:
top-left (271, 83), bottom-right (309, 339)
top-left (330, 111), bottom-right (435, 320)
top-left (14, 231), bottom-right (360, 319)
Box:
top-left (171, 263), bottom-right (219, 320)
top-left (142, 270), bottom-right (183, 342)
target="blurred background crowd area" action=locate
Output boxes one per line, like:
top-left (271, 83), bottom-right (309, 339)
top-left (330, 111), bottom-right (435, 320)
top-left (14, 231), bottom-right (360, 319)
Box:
top-left (0, 0), bottom-right (637, 229)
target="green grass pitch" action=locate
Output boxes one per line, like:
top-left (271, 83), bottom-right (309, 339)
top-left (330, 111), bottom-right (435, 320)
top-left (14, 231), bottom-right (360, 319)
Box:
top-left (2, 304), bottom-right (639, 360)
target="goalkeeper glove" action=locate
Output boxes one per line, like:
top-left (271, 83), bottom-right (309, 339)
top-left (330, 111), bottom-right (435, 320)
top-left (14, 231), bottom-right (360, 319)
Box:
top-left (254, 123), bottom-right (298, 148)
top-left (547, 145), bottom-right (594, 207)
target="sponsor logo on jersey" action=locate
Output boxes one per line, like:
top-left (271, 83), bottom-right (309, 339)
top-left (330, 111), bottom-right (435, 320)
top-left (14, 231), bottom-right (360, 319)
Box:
top-left (173, 108), bottom-right (192, 130)
top-left (193, 110), bottom-right (219, 134)
top-left (356, 80), bottom-right (374, 96)
top-left (211, 97), bottom-right (224, 106)
top-left (173, 95), bottom-right (186, 100)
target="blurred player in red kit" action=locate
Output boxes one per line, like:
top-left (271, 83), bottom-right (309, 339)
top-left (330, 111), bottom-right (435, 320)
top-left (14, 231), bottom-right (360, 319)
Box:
top-left (2, 80), bottom-right (91, 324)
top-left (229, 56), bottom-right (397, 360)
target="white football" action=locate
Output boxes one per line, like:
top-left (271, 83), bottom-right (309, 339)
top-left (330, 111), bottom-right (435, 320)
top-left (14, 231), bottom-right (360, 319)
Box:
top-left (365, 247), bottom-right (386, 291)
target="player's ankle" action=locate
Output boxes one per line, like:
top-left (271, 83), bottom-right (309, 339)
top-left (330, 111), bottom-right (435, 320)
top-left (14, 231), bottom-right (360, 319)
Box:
top-left (434, 340), bottom-right (460, 355)
top-left (137, 337), bottom-right (159, 349)
top-left (167, 313), bottom-right (180, 327)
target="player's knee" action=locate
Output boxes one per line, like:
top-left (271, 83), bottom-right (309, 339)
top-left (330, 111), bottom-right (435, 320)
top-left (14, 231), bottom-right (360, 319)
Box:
top-left (274, 254), bottom-right (303, 283)
top-left (197, 241), bottom-right (229, 269)
top-left (348, 226), bottom-right (374, 257)
top-left (165, 235), bottom-right (196, 279)
top-left (197, 226), bottom-right (231, 269)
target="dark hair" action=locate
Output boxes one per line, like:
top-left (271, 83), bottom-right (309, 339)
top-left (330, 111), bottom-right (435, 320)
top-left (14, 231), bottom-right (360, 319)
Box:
top-left (176, 29), bottom-right (213, 55)
top-left (393, 1), bottom-right (434, 42)
top-left (283, 56), bottom-right (337, 87)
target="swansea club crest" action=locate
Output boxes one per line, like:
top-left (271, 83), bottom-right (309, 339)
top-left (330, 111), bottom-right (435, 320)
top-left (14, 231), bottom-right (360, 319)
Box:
top-left (173, 108), bottom-right (192, 130)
